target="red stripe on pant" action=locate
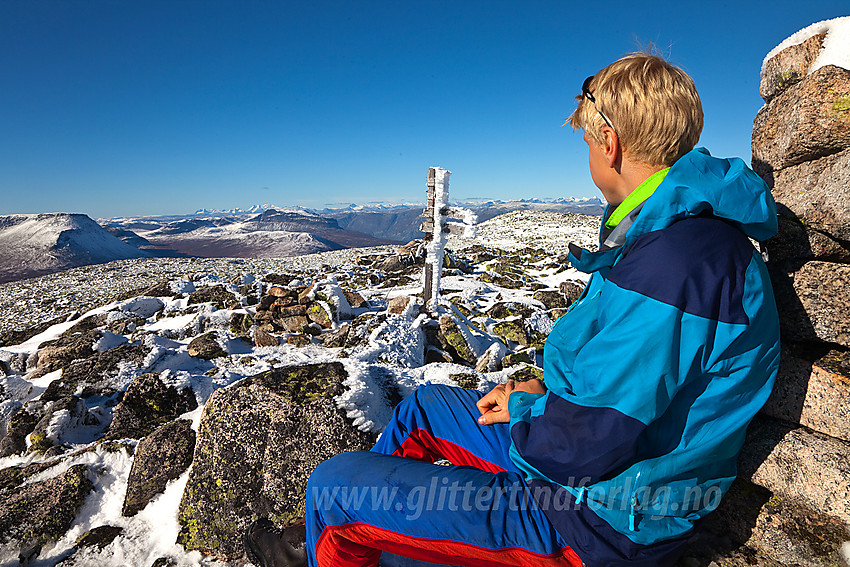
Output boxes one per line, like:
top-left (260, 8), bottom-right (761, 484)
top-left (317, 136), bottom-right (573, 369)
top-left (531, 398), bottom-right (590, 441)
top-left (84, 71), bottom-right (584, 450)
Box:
top-left (393, 428), bottom-right (506, 474)
top-left (315, 522), bottom-right (584, 567)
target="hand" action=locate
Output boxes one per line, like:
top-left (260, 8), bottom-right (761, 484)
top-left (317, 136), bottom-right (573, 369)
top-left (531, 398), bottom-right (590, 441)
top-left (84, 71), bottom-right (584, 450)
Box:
top-left (476, 380), bottom-right (515, 425)
top-left (476, 379), bottom-right (547, 425)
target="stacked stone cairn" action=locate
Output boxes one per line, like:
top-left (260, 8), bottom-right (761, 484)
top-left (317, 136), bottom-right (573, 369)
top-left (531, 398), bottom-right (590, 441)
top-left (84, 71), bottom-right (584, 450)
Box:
top-left (681, 27), bottom-right (850, 567)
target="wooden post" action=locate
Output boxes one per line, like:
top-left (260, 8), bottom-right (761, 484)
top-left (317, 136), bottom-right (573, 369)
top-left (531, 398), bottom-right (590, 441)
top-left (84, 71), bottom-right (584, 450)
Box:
top-left (422, 167), bottom-right (437, 304)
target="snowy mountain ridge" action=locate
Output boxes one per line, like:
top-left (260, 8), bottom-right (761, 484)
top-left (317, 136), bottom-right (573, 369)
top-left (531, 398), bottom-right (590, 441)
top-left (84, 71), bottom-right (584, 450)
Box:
top-left (0, 213), bottom-right (149, 284)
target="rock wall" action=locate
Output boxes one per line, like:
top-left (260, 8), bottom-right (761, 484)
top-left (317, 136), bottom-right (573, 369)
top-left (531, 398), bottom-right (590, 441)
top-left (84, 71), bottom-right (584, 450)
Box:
top-left (702, 23), bottom-right (850, 567)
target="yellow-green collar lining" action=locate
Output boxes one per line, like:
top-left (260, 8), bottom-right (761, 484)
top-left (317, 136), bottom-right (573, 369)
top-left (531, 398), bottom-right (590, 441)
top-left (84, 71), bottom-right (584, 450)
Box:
top-left (605, 167), bottom-right (670, 228)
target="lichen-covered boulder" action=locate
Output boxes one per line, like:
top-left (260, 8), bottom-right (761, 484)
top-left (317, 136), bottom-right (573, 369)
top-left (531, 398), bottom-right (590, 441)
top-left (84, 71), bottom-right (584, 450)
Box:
top-left (492, 320), bottom-right (529, 347)
top-left (532, 289), bottom-right (569, 310)
top-left (486, 302), bottom-right (535, 319)
top-left (42, 343), bottom-right (149, 401)
top-left (123, 419), bottom-right (195, 516)
top-left (28, 396), bottom-right (93, 455)
top-left (306, 301), bottom-right (332, 328)
top-left (187, 332), bottom-right (227, 360)
top-left (0, 407), bottom-right (40, 457)
top-left (438, 315), bottom-right (477, 366)
top-left (176, 362), bottom-right (375, 561)
top-left (501, 349), bottom-right (535, 368)
top-left (0, 464), bottom-right (93, 559)
top-left (33, 329), bottom-right (101, 373)
top-left (187, 285), bottom-right (237, 309)
top-left (320, 323), bottom-right (349, 348)
top-left (229, 313), bottom-right (254, 339)
top-left (107, 373), bottom-right (197, 440)
top-left (75, 525), bottom-right (124, 549)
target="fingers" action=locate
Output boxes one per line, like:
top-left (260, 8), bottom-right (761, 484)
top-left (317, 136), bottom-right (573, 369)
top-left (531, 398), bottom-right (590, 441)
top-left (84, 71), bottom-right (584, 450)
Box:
top-left (476, 384), bottom-right (504, 415)
top-left (477, 380), bottom-right (515, 425)
top-left (478, 405), bottom-right (511, 425)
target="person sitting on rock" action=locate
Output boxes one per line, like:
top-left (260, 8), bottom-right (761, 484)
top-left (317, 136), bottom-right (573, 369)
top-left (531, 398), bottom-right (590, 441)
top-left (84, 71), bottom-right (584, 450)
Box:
top-left (245, 52), bottom-right (781, 567)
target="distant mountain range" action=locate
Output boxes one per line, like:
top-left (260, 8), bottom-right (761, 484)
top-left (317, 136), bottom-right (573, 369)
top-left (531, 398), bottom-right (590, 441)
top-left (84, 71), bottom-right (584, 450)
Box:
top-left (104, 208), bottom-right (397, 259)
top-left (0, 198), bottom-right (604, 284)
top-left (0, 214), bottom-right (150, 284)
top-left (320, 198), bottom-right (605, 242)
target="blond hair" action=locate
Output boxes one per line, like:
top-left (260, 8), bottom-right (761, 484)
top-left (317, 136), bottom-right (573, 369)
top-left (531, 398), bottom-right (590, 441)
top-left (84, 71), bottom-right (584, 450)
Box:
top-left (568, 53), bottom-right (703, 166)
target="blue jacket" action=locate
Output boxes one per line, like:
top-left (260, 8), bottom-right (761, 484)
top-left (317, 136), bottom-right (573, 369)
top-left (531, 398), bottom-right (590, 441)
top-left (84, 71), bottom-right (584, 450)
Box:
top-left (507, 148), bottom-right (781, 566)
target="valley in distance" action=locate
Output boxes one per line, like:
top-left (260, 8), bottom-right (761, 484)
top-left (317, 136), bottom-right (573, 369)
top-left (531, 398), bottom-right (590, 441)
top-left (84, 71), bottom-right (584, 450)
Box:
top-left (0, 198), bottom-right (604, 285)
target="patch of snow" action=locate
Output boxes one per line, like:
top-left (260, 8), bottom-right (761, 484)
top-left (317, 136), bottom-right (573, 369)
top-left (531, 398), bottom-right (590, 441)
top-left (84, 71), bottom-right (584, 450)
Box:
top-left (117, 296), bottom-right (165, 319)
top-left (449, 210), bottom-right (599, 254)
top-left (762, 16), bottom-right (850, 73)
top-left (349, 312), bottom-right (426, 369)
top-left (170, 279), bottom-right (196, 294)
top-left (94, 331), bottom-right (128, 352)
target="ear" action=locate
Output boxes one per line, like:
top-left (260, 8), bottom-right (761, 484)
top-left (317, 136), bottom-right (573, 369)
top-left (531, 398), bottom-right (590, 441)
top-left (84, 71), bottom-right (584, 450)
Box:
top-left (601, 127), bottom-right (620, 168)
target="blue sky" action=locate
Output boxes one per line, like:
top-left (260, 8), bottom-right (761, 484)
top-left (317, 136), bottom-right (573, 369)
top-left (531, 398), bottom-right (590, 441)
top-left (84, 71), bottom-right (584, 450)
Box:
top-left (1, 1), bottom-right (847, 218)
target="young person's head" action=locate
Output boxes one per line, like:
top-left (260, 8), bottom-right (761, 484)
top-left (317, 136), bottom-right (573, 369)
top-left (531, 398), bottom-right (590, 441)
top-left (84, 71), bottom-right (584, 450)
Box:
top-left (568, 53), bottom-right (703, 168)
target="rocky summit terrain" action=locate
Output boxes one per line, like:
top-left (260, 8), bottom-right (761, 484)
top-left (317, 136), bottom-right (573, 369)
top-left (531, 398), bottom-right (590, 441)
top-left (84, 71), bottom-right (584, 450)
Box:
top-left (2, 18), bottom-right (849, 567)
top-left (0, 211), bottom-right (605, 567)
top-left (1, 201), bottom-right (846, 567)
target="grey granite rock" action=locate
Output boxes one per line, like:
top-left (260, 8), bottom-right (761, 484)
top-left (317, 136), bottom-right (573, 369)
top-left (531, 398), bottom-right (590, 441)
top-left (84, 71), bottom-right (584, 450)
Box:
top-left (107, 373), bottom-right (197, 440)
top-left (123, 419), bottom-right (195, 516)
top-left (769, 147), bottom-right (850, 243)
top-left (767, 212), bottom-right (850, 270)
top-left (705, 479), bottom-right (849, 566)
top-left (738, 416), bottom-right (850, 525)
top-left (762, 346), bottom-right (850, 442)
top-left (760, 33), bottom-right (827, 102)
top-left (176, 362), bottom-right (375, 561)
top-left (752, 65), bottom-right (850, 175)
top-left (771, 261), bottom-right (850, 347)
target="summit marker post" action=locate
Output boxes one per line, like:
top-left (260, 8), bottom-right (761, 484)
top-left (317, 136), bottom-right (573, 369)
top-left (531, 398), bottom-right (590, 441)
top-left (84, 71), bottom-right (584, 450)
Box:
top-left (419, 167), bottom-right (477, 311)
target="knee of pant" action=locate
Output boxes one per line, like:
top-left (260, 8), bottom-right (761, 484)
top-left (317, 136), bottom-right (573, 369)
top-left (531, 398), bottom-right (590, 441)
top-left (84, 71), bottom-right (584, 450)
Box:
top-left (307, 450), bottom-right (371, 493)
top-left (409, 382), bottom-right (452, 412)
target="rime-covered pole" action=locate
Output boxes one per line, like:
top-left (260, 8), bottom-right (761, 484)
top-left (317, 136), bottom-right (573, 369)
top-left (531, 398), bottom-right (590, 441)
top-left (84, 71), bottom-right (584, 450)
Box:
top-left (422, 168), bottom-right (437, 304)
top-left (427, 167), bottom-right (451, 308)
top-left (421, 167), bottom-right (451, 308)
top-left (420, 166), bottom-right (476, 311)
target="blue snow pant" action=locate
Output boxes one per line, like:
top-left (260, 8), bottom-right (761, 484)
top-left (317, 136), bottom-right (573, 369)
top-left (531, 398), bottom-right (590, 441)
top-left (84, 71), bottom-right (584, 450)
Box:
top-left (304, 384), bottom-right (583, 567)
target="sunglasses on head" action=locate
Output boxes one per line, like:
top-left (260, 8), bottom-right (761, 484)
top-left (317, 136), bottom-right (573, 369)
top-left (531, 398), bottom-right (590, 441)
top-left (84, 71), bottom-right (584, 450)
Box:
top-left (582, 75), bottom-right (617, 133)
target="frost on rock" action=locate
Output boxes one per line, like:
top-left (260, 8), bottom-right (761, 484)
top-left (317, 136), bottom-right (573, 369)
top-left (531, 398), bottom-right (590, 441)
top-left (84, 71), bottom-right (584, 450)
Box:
top-left (763, 16), bottom-right (850, 73)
